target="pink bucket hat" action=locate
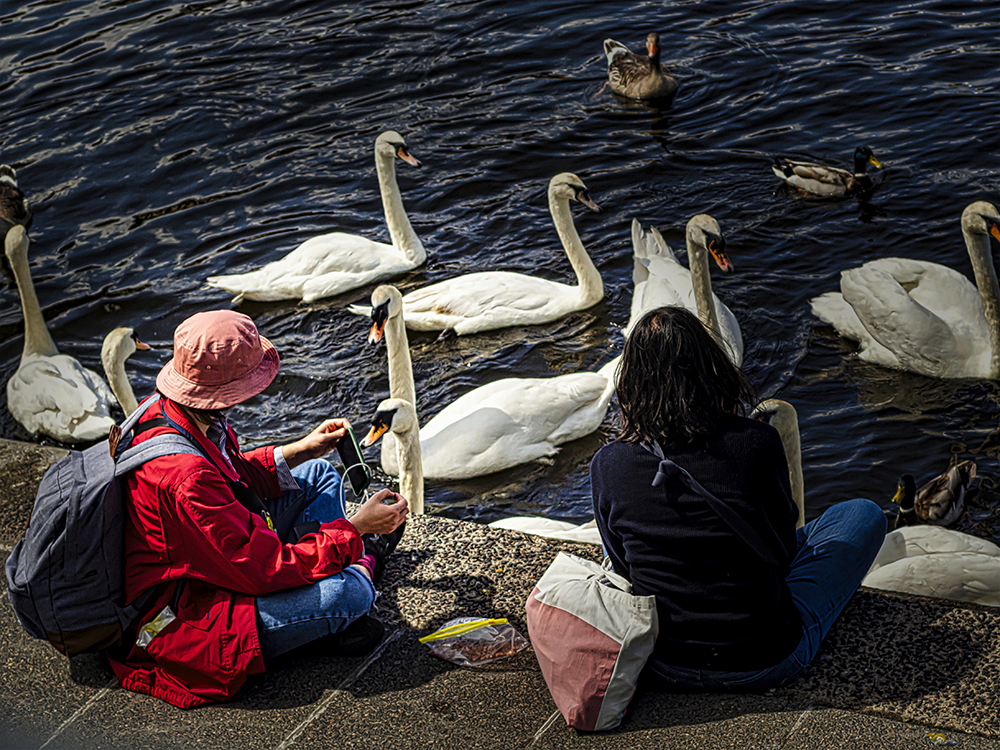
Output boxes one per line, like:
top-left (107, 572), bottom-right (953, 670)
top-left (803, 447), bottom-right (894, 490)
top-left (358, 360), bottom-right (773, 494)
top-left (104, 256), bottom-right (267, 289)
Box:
top-left (156, 310), bottom-right (280, 410)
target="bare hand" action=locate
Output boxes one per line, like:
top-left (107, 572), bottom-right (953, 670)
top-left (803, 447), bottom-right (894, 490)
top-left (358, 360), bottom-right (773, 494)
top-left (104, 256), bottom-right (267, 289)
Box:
top-left (282, 418), bottom-right (352, 468)
top-left (350, 489), bottom-right (409, 536)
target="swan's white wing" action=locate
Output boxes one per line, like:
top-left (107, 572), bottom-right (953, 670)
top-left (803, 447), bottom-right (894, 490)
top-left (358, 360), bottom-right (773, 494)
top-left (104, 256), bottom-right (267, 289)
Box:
top-left (630, 220), bottom-right (678, 287)
top-left (207, 234), bottom-right (416, 302)
top-left (628, 221), bottom-right (683, 331)
top-left (863, 552), bottom-right (1000, 606)
top-left (489, 517), bottom-right (603, 545)
top-left (841, 264), bottom-right (960, 376)
top-left (811, 290), bottom-right (902, 369)
top-left (7, 354), bottom-right (115, 442)
top-left (401, 272), bottom-right (577, 333)
top-left (863, 258), bottom-right (985, 330)
top-left (414, 373), bottom-right (611, 479)
top-left (896, 526), bottom-right (1000, 558)
top-left (868, 526), bottom-right (1000, 574)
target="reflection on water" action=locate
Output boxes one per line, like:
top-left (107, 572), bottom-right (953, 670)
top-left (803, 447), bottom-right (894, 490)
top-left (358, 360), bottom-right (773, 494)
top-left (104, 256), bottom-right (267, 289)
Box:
top-left (1, 0), bottom-right (998, 540)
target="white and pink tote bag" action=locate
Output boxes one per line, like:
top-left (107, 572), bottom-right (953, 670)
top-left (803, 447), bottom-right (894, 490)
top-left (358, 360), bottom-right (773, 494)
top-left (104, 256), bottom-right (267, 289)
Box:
top-left (526, 552), bottom-right (659, 732)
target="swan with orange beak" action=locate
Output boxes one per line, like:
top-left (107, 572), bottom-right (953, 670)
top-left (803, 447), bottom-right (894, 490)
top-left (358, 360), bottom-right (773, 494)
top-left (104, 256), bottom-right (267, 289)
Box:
top-left (361, 398), bottom-right (424, 515)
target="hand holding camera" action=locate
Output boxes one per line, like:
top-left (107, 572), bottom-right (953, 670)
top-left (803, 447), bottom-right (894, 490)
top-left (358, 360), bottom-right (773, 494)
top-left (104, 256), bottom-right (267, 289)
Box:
top-left (351, 489), bottom-right (409, 536)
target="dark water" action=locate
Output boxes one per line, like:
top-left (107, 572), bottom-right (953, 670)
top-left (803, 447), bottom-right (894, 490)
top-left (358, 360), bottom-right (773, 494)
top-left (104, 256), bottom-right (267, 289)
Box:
top-left (2, 0), bottom-right (999, 536)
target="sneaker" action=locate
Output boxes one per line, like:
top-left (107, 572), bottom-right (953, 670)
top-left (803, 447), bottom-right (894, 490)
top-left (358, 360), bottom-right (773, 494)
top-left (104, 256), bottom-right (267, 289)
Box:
top-left (318, 614), bottom-right (385, 658)
top-left (361, 520), bottom-right (406, 585)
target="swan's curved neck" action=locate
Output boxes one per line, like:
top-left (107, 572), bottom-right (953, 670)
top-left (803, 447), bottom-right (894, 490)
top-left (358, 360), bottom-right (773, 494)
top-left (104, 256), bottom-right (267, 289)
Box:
top-left (105, 354), bottom-right (138, 414)
top-left (377, 151), bottom-right (425, 265)
top-left (755, 400), bottom-right (805, 530)
top-left (776, 413), bottom-right (805, 530)
top-left (385, 313), bottom-right (417, 413)
top-left (966, 229), bottom-right (1000, 379)
top-left (685, 229), bottom-right (722, 342)
top-left (549, 193), bottom-right (603, 306)
top-left (396, 426), bottom-right (424, 515)
top-left (7, 242), bottom-right (59, 362)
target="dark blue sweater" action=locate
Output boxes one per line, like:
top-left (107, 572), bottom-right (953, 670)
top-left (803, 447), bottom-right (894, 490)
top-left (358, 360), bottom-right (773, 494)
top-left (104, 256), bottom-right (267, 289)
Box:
top-left (591, 415), bottom-right (803, 671)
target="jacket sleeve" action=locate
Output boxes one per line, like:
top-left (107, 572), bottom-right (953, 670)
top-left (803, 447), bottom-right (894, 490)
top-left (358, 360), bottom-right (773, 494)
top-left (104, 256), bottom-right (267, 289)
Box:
top-left (164, 465), bottom-right (364, 596)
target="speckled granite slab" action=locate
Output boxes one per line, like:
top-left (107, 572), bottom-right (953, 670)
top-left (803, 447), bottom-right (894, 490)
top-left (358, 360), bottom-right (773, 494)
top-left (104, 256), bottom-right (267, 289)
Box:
top-left (391, 514), bottom-right (1000, 739)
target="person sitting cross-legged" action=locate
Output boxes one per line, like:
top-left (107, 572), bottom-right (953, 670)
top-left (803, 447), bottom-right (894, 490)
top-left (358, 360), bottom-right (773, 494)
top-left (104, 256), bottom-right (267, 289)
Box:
top-left (109, 309), bottom-right (408, 709)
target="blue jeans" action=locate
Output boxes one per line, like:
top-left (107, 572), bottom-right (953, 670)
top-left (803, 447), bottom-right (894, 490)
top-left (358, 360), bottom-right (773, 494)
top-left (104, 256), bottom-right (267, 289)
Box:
top-left (255, 459), bottom-right (376, 661)
top-left (646, 498), bottom-right (887, 691)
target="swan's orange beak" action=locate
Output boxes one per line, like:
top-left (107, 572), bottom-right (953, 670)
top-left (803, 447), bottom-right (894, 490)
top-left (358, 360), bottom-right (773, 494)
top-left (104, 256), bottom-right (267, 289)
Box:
top-left (134, 339), bottom-right (151, 351)
top-left (708, 239), bottom-right (734, 274)
top-left (361, 420), bottom-right (390, 448)
top-left (368, 320), bottom-right (385, 345)
top-left (397, 145), bottom-right (421, 167)
top-left (990, 223), bottom-right (1000, 243)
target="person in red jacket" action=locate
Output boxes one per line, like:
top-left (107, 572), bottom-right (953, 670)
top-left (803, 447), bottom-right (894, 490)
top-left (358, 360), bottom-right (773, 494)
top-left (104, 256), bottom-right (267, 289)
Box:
top-left (108, 309), bottom-right (408, 709)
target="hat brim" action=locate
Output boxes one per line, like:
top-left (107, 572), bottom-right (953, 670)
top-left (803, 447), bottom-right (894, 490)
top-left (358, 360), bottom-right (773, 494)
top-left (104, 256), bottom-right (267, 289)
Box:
top-left (156, 335), bottom-right (280, 410)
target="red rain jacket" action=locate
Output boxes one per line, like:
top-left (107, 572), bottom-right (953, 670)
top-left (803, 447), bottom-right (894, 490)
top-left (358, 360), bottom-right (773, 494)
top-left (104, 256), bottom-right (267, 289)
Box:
top-left (107, 396), bottom-right (363, 708)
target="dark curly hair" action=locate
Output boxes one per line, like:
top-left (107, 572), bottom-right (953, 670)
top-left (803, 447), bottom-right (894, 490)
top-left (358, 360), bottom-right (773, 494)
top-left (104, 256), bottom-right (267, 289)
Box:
top-left (617, 306), bottom-right (757, 447)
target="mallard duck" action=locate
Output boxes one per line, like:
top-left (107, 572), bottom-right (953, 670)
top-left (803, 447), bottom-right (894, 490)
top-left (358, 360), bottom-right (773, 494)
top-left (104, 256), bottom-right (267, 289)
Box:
top-left (891, 455), bottom-right (976, 529)
top-left (811, 202), bottom-right (1000, 379)
top-left (772, 146), bottom-right (883, 197)
top-left (603, 33), bottom-right (678, 101)
top-left (349, 173), bottom-right (602, 336)
top-left (206, 130), bottom-right (424, 304)
top-left (101, 327), bottom-right (151, 415)
top-left (1, 164), bottom-right (32, 240)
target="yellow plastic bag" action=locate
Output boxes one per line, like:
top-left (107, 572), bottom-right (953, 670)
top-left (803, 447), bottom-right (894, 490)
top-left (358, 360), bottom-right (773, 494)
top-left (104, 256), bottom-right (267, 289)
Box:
top-left (419, 617), bottom-right (529, 666)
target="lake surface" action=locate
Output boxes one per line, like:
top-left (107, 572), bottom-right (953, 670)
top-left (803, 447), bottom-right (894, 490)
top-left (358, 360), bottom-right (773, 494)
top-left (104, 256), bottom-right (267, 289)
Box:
top-left (2, 0), bottom-right (999, 537)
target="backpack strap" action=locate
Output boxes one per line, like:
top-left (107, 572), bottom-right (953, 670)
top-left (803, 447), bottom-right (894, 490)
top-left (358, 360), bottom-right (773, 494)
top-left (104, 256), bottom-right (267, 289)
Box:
top-left (158, 401), bottom-right (275, 532)
top-left (642, 441), bottom-right (784, 569)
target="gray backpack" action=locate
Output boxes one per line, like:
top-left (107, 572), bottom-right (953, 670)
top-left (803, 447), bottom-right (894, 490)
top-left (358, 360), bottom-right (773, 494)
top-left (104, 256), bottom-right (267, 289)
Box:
top-left (5, 397), bottom-right (202, 656)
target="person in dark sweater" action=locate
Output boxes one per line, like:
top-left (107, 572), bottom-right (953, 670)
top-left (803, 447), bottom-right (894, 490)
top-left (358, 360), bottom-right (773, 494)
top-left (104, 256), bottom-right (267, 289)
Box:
top-left (592, 306), bottom-right (885, 691)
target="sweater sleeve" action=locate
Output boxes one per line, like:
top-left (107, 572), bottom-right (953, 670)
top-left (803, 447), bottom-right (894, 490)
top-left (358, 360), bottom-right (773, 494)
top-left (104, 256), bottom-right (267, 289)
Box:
top-left (751, 424), bottom-right (800, 565)
top-left (591, 448), bottom-right (630, 578)
top-left (164, 465), bottom-right (364, 596)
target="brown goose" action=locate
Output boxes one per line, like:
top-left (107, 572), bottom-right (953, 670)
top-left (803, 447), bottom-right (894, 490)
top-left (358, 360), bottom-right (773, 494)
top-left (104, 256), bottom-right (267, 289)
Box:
top-left (892, 455), bottom-right (976, 529)
top-left (0, 164), bottom-right (32, 240)
top-left (603, 33), bottom-right (678, 101)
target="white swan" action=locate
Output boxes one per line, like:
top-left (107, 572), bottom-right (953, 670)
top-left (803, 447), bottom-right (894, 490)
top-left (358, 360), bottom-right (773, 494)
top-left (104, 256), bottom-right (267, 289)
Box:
top-left (101, 327), bottom-right (150, 416)
top-left (629, 216), bottom-right (743, 365)
top-left (489, 517), bottom-right (604, 545)
top-left (206, 130), bottom-right (424, 304)
top-left (750, 399), bottom-right (806, 530)
top-left (361, 398), bottom-right (424, 515)
top-left (349, 173), bottom-right (602, 335)
top-left (811, 201), bottom-right (1000, 379)
top-left (5, 226), bottom-right (116, 442)
top-left (863, 525), bottom-right (1000, 606)
top-left (364, 285), bottom-right (618, 480)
